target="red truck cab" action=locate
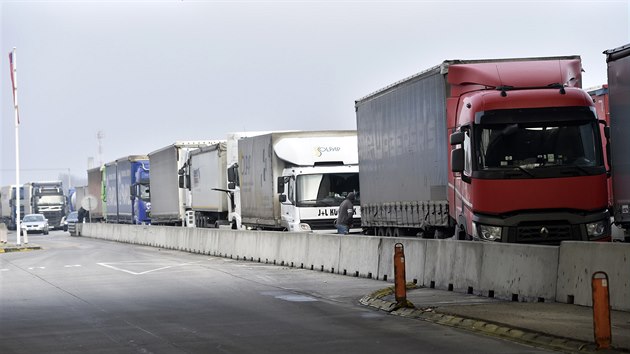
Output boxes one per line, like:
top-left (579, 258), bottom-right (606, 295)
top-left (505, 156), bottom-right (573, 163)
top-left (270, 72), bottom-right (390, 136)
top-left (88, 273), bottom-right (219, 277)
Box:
top-left (448, 58), bottom-right (610, 243)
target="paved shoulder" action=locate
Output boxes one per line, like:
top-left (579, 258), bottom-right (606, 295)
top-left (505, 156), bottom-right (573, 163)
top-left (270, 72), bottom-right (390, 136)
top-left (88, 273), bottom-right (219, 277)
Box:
top-left (361, 286), bottom-right (630, 353)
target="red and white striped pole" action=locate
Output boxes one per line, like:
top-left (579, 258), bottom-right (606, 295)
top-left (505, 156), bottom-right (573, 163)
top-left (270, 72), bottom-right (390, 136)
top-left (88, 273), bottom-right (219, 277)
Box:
top-left (9, 47), bottom-right (22, 245)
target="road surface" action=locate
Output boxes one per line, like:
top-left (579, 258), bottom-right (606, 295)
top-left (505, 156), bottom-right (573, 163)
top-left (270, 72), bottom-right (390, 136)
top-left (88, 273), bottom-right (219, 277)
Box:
top-left (0, 230), bottom-right (553, 353)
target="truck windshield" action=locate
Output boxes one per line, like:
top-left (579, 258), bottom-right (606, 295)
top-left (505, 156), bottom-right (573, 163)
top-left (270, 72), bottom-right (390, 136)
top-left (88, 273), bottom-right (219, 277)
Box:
top-left (475, 112), bottom-right (603, 177)
top-left (296, 173), bottom-right (359, 207)
top-left (35, 195), bottom-right (66, 204)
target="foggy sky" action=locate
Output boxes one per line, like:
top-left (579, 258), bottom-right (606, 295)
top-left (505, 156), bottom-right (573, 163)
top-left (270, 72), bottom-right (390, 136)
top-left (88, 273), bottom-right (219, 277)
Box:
top-left (1, 0), bottom-right (629, 187)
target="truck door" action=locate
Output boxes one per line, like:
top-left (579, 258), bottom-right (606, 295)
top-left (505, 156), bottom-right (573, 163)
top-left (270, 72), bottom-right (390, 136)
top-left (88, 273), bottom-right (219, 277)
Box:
top-left (279, 176), bottom-right (297, 229)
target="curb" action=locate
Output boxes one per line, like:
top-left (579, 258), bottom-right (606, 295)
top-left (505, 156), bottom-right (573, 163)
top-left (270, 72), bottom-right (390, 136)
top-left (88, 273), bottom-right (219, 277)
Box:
top-left (0, 245), bottom-right (42, 253)
top-left (360, 286), bottom-right (626, 354)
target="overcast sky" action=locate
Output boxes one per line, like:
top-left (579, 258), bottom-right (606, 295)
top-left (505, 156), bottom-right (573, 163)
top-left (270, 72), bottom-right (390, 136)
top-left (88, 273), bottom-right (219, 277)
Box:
top-left (1, 0), bottom-right (629, 186)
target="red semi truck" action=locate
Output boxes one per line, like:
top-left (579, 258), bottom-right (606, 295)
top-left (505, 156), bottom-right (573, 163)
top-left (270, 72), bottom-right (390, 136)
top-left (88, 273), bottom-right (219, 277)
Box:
top-left (355, 56), bottom-right (610, 244)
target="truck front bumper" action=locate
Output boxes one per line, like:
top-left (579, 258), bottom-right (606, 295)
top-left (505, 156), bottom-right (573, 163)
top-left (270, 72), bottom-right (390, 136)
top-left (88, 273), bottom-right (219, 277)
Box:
top-left (472, 209), bottom-right (610, 244)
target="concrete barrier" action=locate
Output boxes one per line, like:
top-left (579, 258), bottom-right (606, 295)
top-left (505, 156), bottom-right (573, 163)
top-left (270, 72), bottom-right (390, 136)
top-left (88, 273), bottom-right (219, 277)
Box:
top-left (480, 243), bottom-right (558, 302)
top-left (80, 224), bottom-right (628, 310)
top-left (557, 241), bottom-right (630, 311)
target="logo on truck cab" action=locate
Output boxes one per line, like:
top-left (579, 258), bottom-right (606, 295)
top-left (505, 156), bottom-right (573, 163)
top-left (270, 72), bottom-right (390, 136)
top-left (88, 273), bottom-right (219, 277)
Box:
top-left (314, 146), bottom-right (341, 157)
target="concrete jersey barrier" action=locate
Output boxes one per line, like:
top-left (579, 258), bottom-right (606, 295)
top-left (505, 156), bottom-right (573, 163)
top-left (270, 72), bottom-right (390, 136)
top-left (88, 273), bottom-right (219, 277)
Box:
top-left (81, 223), bottom-right (628, 310)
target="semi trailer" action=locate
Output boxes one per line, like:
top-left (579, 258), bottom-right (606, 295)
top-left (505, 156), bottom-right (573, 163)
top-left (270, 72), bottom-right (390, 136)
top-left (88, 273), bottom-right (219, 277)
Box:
top-left (355, 56), bottom-right (610, 244)
top-left (605, 43), bottom-right (630, 242)
top-left (179, 142), bottom-right (229, 228)
top-left (104, 156), bottom-right (150, 224)
top-left (149, 141), bottom-right (222, 226)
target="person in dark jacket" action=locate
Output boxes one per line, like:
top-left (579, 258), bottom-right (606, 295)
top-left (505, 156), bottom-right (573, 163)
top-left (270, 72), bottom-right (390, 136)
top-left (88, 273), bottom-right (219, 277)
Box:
top-left (336, 192), bottom-right (356, 234)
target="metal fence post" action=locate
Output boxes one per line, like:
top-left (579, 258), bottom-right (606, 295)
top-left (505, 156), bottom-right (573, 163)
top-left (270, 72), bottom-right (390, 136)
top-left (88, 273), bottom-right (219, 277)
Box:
top-left (394, 243), bottom-right (406, 305)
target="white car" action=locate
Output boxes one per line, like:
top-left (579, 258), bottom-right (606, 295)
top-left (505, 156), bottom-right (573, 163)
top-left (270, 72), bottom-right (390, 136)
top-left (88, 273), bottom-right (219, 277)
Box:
top-left (21, 214), bottom-right (50, 235)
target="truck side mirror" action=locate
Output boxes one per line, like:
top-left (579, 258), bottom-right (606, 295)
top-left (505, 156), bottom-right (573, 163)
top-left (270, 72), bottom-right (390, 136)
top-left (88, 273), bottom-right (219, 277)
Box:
top-left (178, 175), bottom-right (185, 188)
top-left (277, 177), bottom-right (285, 194)
top-left (279, 194), bottom-right (287, 203)
top-left (227, 163), bottom-right (239, 186)
top-left (228, 182), bottom-right (235, 190)
top-left (451, 148), bottom-right (465, 172)
top-left (130, 185), bottom-right (135, 199)
top-left (450, 131), bottom-right (465, 145)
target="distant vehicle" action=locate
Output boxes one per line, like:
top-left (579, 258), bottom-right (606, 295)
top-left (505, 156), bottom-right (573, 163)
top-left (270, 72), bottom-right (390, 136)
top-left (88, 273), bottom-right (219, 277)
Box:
top-left (24, 181), bottom-right (67, 230)
top-left (66, 211), bottom-right (79, 236)
top-left (21, 214), bottom-right (49, 235)
top-left (0, 185), bottom-right (26, 230)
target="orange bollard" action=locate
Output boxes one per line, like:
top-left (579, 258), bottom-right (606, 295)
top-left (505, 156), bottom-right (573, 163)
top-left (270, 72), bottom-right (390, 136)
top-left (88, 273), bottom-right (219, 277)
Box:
top-left (592, 271), bottom-right (611, 350)
top-left (394, 243), bottom-right (406, 305)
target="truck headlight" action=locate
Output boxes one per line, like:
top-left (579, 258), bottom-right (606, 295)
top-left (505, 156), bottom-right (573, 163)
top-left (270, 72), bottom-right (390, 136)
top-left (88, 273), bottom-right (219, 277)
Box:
top-left (586, 220), bottom-right (607, 238)
top-left (299, 223), bottom-right (311, 232)
top-left (474, 223), bottom-right (502, 241)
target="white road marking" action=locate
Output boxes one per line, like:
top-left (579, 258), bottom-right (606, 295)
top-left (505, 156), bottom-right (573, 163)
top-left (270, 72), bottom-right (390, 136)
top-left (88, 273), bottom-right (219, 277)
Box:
top-left (97, 262), bottom-right (196, 275)
top-left (27, 267), bottom-right (45, 270)
top-left (64, 265), bottom-right (82, 268)
top-left (0, 269), bottom-right (9, 272)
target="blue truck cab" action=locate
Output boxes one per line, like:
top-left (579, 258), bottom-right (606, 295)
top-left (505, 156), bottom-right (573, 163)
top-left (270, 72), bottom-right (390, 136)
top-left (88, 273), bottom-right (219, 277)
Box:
top-left (105, 155), bottom-right (150, 224)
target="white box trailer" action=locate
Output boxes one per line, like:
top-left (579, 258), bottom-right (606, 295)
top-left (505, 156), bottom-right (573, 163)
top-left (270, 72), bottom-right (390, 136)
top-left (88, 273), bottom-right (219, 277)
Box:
top-left (148, 141), bottom-right (222, 226)
top-left (86, 167), bottom-right (105, 221)
top-left (234, 130), bottom-right (361, 232)
top-left (186, 142), bottom-right (229, 227)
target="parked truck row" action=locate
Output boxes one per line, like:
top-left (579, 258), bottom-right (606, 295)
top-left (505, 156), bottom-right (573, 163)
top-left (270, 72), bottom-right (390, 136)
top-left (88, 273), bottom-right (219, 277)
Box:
top-left (77, 131), bottom-right (361, 233)
top-left (68, 47), bottom-right (630, 244)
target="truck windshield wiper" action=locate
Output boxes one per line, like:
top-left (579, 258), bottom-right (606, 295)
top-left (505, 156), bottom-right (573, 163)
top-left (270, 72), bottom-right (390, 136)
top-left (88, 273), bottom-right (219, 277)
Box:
top-left (502, 166), bottom-right (535, 178)
top-left (560, 164), bottom-right (591, 176)
top-left (515, 166), bottom-right (535, 178)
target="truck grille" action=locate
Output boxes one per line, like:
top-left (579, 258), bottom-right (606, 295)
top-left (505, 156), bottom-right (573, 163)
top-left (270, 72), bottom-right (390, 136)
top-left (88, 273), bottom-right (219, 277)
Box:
top-left (515, 223), bottom-right (575, 244)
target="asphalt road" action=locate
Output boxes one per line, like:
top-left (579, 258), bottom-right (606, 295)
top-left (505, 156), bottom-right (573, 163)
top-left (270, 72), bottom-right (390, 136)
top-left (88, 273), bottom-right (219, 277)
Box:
top-left (0, 230), bottom-right (554, 354)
